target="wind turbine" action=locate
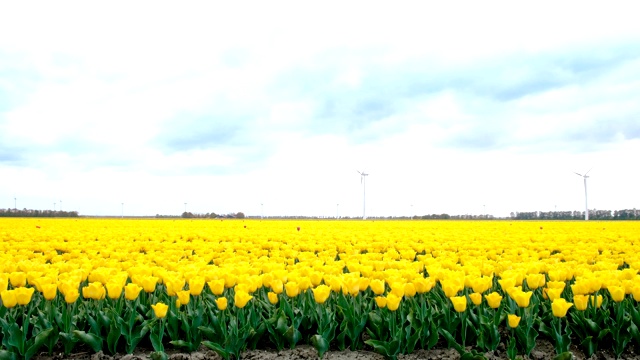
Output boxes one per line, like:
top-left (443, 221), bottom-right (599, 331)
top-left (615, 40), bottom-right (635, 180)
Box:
top-left (574, 169), bottom-right (591, 220)
top-left (357, 170), bottom-right (369, 219)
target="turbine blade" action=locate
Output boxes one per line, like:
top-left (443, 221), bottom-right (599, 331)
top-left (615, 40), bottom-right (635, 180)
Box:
top-left (574, 172), bottom-right (583, 177)
top-left (585, 168), bottom-right (593, 176)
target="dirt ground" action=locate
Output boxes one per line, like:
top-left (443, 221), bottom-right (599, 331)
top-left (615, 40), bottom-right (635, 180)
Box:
top-left (32, 339), bottom-right (640, 360)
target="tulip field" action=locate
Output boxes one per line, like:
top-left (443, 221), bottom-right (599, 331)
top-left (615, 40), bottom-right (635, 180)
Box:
top-left (1, 218), bottom-right (640, 360)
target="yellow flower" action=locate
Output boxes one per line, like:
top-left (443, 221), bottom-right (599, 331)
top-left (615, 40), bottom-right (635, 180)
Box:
top-left (270, 279), bottom-right (284, 294)
top-left (82, 282), bottom-right (106, 300)
top-left (469, 292), bottom-right (482, 306)
top-left (590, 294), bottom-right (603, 308)
top-left (141, 276), bottom-right (159, 293)
top-left (165, 279), bottom-right (184, 296)
top-left (525, 274), bottom-right (545, 290)
top-left (471, 276), bottom-right (493, 294)
top-left (632, 285), bottom-right (640, 302)
top-left (404, 283), bottom-right (416, 298)
top-left (1, 290), bottom-right (17, 308)
top-left (450, 296), bottom-right (467, 312)
top-left (484, 292), bottom-right (503, 309)
top-left (124, 283), bottom-right (143, 301)
top-left (234, 290), bottom-right (253, 308)
top-left (370, 279), bottom-right (385, 295)
top-left (608, 286), bottom-right (625, 302)
top-left (551, 298), bottom-right (573, 317)
top-left (442, 281), bottom-right (461, 297)
top-left (573, 295), bottom-right (588, 311)
top-left (42, 283), bottom-right (58, 301)
top-left (65, 288), bottom-right (79, 304)
top-left (512, 290), bottom-right (533, 308)
top-left (9, 272), bottom-right (27, 288)
top-left (216, 297), bottom-right (228, 311)
top-left (413, 278), bottom-right (435, 293)
top-left (151, 302), bottom-right (169, 318)
top-left (177, 290), bottom-right (190, 306)
top-left (543, 287), bottom-right (563, 301)
top-left (508, 314), bottom-right (521, 328)
top-left (106, 282), bottom-right (123, 300)
top-left (285, 282), bottom-right (300, 298)
top-left (386, 293), bottom-right (401, 311)
top-left (268, 292), bottom-right (279, 305)
top-left (207, 279), bottom-right (225, 296)
top-left (375, 296), bottom-right (387, 308)
top-left (188, 277), bottom-right (205, 296)
top-left (312, 285), bottom-right (331, 304)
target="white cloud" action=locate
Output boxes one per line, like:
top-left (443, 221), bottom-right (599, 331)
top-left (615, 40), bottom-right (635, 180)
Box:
top-left (1, 1), bottom-right (640, 217)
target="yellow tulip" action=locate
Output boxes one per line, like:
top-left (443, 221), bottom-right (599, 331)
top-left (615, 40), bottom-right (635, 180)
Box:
top-left (9, 272), bottom-right (27, 288)
top-left (151, 302), bottom-right (169, 318)
top-left (469, 292), bottom-right (482, 306)
top-left (42, 283), bottom-right (58, 301)
top-left (508, 314), bottom-right (521, 328)
top-left (543, 287), bottom-right (563, 301)
top-left (632, 285), bottom-right (640, 302)
top-left (546, 281), bottom-right (566, 291)
top-left (65, 288), bottom-right (79, 304)
top-left (512, 290), bottom-right (533, 308)
top-left (525, 274), bottom-right (545, 290)
top-left (370, 279), bottom-right (385, 295)
top-left (188, 277), bottom-right (205, 296)
top-left (312, 285), bottom-right (331, 304)
top-left (216, 297), bottom-right (228, 311)
top-left (413, 278), bottom-right (435, 293)
top-left (403, 283), bottom-right (416, 298)
top-left (207, 279), bottom-right (225, 296)
top-left (124, 283), bottom-right (143, 300)
top-left (450, 296), bottom-right (467, 312)
top-left (590, 294), bottom-right (603, 308)
top-left (234, 290), bottom-right (253, 308)
top-left (141, 276), bottom-right (159, 293)
top-left (551, 298), bottom-right (573, 318)
top-left (344, 277), bottom-right (360, 296)
top-left (375, 296), bottom-right (387, 308)
top-left (82, 282), bottom-right (106, 300)
top-left (608, 286), bottom-right (625, 302)
top-left (572, 294), bottom-right (588, 311)
top-left (386, 293), bottom-right (401, 311)
top-left (270, 279), bottom-right (284, 294)
top-left (268, 291), bottom-right (279, 305)
top-left (1, 290), bottom-right (17, 308)
top-left (177, 290), bottom-right (190, 306)
top-left (471, 276), bottom-right (493, 294)
top-left (484, 292), bottom-right (503, 309)
top-left (285, 282), bottom-right (300, 297)
top-left (106, 282), bottom-right (123, 300)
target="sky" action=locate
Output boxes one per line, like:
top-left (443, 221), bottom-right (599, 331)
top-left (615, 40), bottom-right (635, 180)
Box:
top-left (1, 2), bottom-right (640, 218)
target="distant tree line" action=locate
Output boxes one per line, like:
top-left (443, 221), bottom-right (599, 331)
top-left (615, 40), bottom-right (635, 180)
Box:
top-left (154, 212), bottom-right (246, 219)
top-left (0, 208), bottom-right (79, 217)
top-left (510, 209), bottom-right (639, 220)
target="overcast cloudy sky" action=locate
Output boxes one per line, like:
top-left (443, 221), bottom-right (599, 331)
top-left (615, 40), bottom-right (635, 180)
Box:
top-left (1, 2), bottom-right (639, 218)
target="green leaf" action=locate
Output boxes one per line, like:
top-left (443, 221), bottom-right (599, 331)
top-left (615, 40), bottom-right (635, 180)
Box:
top-left (107, 322), bottom-right (121, 355)
top-left (169, 340), bottom-right (193, 350)
top-left (553, 352), bottom-right (574, 360)
top-left (579, 337), bottom-right (597, 358)
top-left (73, 330), bottom-right (103, 353)
top-left (25, 328), bottom-right (54, 360)
top-left (311, 335), bottom-right (330, 359)
top-left (202, 340), bottom-right (230, 360)
top-left (149, 351), bottom-right (169, 360)
top-left (149, 331), bottom-right (164, 353)
top-left (0, 350), bottom-right (17, 360)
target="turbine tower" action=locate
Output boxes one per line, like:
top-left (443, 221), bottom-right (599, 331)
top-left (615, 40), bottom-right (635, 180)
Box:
top-left (574, 169), bottom-right (591, 220)
top-left (357, 170), bottom-right (369, 220)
